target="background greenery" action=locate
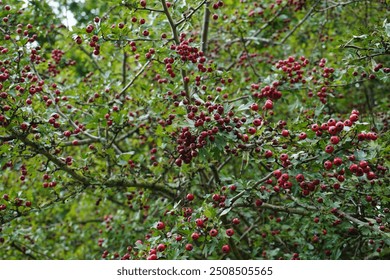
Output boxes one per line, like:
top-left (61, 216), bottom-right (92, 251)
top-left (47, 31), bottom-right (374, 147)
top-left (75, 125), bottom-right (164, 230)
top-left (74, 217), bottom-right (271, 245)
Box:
top-left (0, 0), bottom-right (389, 259)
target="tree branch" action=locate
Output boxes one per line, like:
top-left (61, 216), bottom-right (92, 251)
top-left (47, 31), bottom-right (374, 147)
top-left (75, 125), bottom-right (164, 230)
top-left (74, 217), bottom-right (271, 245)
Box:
top-left (10, 130), bottom-right (91, 185)
top-left (122, 51), bottom-right (127, 86)
top-left (280, 0), bottom-right (321, 44)
top-left (104, 177), bottom-right (176, 199)
top-left (201, 1), bottom-right (210, 54)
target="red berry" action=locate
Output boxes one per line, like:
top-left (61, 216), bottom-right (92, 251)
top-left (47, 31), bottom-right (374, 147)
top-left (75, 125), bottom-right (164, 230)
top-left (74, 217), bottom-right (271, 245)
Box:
top-left (209, 229), bottom-right (218, 237)
top-left (195, 218), bottom-right (204, 227)
top-left (330, 136), bottom-right (340, 145)
top-left (359, 160), bottom-right (368, 168)
top-left (253, 118), bottom-right (262, 126)
top-left (255, 199), bottom-right (263, 207)
top-left (86, 25), bottom-right (94, 33)
top-left (175, 235), bottom-right (182, 241)
top-left (349, 114), bottom-right (358, 122)
top-left (222, 244), bottom-right (230, 254)
top-left (226, 228), bottom-right (234, 236)
top-left (328, 126), bottom-right (337, 135)
top-left (280, 153), bottom-right (288, 161)
top-left (273, 169), bottom-right (282, 178)
top-left (366, 171), bottom-right (376, 180)
top-left (191, 232), bottom-right (200, 240)
top-left (185, 244), bottom-right (193, 251)
top-left (335, 121), bottom-right (344, 131)
top-left (264, 99), bottom-right (273, 110)
top-left (265, 150), bottom-right (273, 158)
top-left (175, 158), bottom-right (182, 167)
top-left (20, 123), bottom-right (28, 131)
top-left (212, 194), bottom-right (220, 201)
top-left (328, 118), bottom-right (336, 126)
top-left (157, 243), bottom-right (166, 252)
top-left (324, 160), bottom-right (333, 170)
top-left (325, 145), bottom-right (334, 153)
top-left (250, 103), bottom-right (259, 111)
top-left (311, 124), bottom-right (320, 131)
top-left (295, 174), bottom-right (304, 182)
top-left (186, 193), bottom-right (194, 201)
top-left (248, 127), bottom-right (256, 135)
top-left (156, 221), bottom-right (165, 230)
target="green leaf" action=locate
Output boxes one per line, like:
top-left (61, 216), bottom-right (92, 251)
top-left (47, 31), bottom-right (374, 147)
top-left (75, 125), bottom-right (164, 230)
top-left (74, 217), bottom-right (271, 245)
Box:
top-left (219, 207), bottom-right (232, 217)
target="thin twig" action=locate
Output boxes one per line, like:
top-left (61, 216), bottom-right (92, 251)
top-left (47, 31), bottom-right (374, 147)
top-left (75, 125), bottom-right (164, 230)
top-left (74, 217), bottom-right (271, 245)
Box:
top-left (315, 0), bottom-right (365, 12)
top-left (175, 0), bottom-right (209, 26)
top-left (207, 156), bottom-right (232, 185)
top-left (118, 59), bottom-right (152, 96)
top-left (280, 0), bottom-right (321, 44)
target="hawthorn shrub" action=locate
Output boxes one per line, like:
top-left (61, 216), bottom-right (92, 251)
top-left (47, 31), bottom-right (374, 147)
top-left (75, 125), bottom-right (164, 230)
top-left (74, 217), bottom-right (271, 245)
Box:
top-left (0, 0), bottom-right (389, 260)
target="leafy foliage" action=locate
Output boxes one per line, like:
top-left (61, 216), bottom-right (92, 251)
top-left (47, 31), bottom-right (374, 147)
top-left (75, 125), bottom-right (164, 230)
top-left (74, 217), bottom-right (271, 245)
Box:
top-left (0, 0), bottom-right (389, 260)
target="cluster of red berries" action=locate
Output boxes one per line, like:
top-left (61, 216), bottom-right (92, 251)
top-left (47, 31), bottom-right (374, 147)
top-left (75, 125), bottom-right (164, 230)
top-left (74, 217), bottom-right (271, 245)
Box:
top-left (19, 164), bottom-right (28, 182)
top-left (1, 192), bottom-right (31, 210)
top-left (251, 81), bottom-right (282, 101)
top-left (348, 159), bottom-right (376, 180)
top-left (171, 35), bottom-right (206, 64)
top-left (275, 55), bottom-right (309, 84)
top-left (89, 34), bottom-right (100, 56)
top-left (174, 126), bottom-right (203, 166)
top-left (309, 109), bottom-right (372, 154)
top-left (0, 65), bottom-right (10, 81)
top-left (164, 34), bottom-right (213, 81)
top-left (211, 192), bottom-right (227, 208)
top-left (51, 49), bottom-right (64, 64)
top-left (273, 169), bottom-right (292, 192)
top-left (298, 178), bottom-right (322, 196)
top-left (42, 172), bottom-right (57, 189)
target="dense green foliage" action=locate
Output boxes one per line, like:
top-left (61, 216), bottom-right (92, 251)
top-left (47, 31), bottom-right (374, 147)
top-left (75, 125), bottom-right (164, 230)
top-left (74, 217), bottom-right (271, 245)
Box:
top-left (0, 0), bottom-right (389, 260)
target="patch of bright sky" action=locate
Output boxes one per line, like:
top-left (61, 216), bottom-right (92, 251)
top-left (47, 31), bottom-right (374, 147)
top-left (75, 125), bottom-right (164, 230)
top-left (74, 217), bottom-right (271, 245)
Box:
top-left (22, 0), bottom-right (79, 30)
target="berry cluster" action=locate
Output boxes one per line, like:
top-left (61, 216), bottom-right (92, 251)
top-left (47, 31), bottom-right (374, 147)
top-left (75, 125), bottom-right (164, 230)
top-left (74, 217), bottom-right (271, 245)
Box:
top-left (275, 55), bottom-right (309, 84)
